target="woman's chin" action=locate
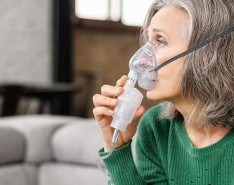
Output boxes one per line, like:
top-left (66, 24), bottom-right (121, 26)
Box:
top-left (146, 90), bottom-right (165, 101)
top-left (146, 90), bottom-right (157, 100)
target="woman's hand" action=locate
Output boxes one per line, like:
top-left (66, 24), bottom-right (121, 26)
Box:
top-left (93, 75), bottom-right (145, 152)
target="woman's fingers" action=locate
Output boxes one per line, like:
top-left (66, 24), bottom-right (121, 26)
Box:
top-left (92, 75), bottom-right (132, 152)
top-left (93, 94), bottom-right (118, 107)
top-left (93, 106), bottom-right (113, 122)
top-left (93, 106), bottom-right (114, 116)
top-left (116, 75), bottom-right (128, 86)
top-left (100, 84), bottom-right (123, 97)
top-left (97, 75), bottom-right (127, 98)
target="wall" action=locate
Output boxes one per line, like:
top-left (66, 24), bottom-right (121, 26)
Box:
top-left (0, 0), bottom-right (52, 84)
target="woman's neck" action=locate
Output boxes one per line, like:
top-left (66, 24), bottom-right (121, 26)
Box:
top-left (171, 96), bottom-right (231, 148)
top-left (185, 125), bottom-right (231, 148)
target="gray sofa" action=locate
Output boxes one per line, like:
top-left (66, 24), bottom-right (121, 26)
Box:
top-left (0, 115), bottom-right (107, 185)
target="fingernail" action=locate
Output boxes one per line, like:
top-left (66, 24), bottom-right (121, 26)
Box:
top-left (110, 99), bottom-right (116, 104)
top-left (115, 87), bottom-right (121, 92)
top-left (108, 109), bottom-right (114, 114)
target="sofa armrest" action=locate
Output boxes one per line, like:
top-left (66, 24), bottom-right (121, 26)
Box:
top-left (0, 115), bottom-right (77, 163)
top-left (52, 118), bottom-right (103, 166)
top-left (0, 127), bottom-right (25, 164)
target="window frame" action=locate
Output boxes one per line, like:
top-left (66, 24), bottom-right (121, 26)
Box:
top-left (70, 0), bottom-right (142, 32)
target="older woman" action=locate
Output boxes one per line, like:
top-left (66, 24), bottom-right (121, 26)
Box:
top-left (93, 0), bottom-right (234, 184)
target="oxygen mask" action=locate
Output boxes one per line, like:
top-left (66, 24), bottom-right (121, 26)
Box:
top-left (129, 41), bottom-right (157, 91)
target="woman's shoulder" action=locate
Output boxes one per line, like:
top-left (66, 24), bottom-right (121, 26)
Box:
top-left (136, 104), bottom-right (182, 157)
top-left (143, 104), bottom-right (163, 119)
top-left (138, 104), bottom-right (182, 137)
top-left (139, 104), bottom-right (170, 127)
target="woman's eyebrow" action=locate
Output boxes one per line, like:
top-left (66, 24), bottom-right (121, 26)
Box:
top-left (147, 28), bottom-right (168, 35)
top-left (152, 28), bottom-right (167, 35)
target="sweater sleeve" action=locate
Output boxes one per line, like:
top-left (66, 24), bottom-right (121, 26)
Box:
top-left (98, 105), bottom-right (169, 185)
top-left (99, 140), bottom-right (147, 185)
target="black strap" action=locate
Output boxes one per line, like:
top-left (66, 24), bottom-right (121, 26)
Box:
top-left (150, 26), bottom-right (234, 72)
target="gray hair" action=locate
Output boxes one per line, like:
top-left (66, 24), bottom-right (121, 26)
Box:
top-left (141, 0), bottom-right (234, 127)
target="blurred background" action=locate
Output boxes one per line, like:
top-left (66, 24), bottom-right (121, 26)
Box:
top-left (0, 0), bottom-right (156, 118)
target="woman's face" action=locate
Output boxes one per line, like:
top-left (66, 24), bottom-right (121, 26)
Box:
top-left (146, 6), bottom-right (189, 102)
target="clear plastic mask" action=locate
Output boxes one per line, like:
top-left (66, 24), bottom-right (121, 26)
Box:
top-left (129, 41), bottom-right (157, 91)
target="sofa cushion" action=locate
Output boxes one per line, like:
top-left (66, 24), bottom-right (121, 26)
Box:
top-left (52, 119), bottom-right (103, 166)
top-left (0, 164), bottom-right (38, 185)
top-left (0, 127), bottom-right (25, 164)
top-left (39, 163), bottom-right (107, 185)
top-left (0, 115), bottom-right (77, 163)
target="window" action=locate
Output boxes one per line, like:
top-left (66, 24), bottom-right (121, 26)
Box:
top-left (75, 0), bottom-right (152, 26)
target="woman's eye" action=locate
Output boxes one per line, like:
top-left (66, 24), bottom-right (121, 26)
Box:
top-left (156, 38), bottom-right (167, 46)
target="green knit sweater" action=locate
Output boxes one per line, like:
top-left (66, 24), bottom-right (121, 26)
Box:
top-left (99, 105), bottom-right (234, 185)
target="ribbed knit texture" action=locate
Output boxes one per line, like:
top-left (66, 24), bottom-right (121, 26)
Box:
top-left (99, 105), bottom-right (234, 185)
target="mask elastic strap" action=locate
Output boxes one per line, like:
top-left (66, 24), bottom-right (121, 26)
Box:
top-left (150, 26), bottom-right (234, 72)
